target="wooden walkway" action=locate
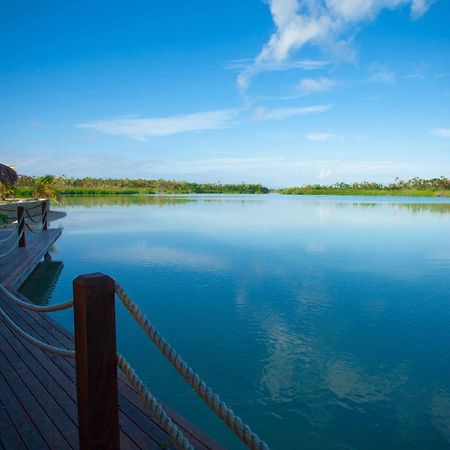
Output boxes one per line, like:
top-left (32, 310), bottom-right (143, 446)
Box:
top-left (0, 229), bottom-right (221, 449)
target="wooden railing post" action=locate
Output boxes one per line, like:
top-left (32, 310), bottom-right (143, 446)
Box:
top-left (41, 200), bottom-right (48, 230)
top-left (17, 206), bottom-right (26, 248)
top-left (73, 273), bottom-right (120, 450)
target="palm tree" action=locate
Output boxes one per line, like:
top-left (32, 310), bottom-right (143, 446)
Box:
top-left (34, 175), bottom-right (58, 201)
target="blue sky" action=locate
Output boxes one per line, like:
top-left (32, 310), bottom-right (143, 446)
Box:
top-left (1, 0), bottom-right (449, 187)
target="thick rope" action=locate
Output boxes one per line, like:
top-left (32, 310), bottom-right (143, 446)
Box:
top-left (0, 230), bottom-right (24, 259)
top-left (26, 202), bottom-right (44, 211)
top-left (0, 227), bottom-right (18, 244)
top-left (25, 222), bottom-right (43, 234)
top-left (114, 282), bottom-right (269, 450)
top-left (0, 303), bottom-right (75, 358)
top-left (117, 353), bottom-right (194, 450)
top-left (26, 209), bottom-right (40, 224)
top-left (0, 284), bottom-right (73, 312)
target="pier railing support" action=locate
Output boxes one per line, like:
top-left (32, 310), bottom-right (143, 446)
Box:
top-left (17, 206), bottom-right (26, 247)
top-left (73, 273), bottom-right (120, 450)
top-left (41, 200), bottom-right (48, 231)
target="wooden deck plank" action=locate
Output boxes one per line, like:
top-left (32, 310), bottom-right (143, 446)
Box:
top-left (0, 372), bottom-right (47, 450)
top-left (0, 359), bottom-right (64, 450)
top-left (0, 229), bottom-right (62, 288)
top-left (0, 397), bottom-right (26, 449)
top-left (0, 322), bottom-right (78, 447)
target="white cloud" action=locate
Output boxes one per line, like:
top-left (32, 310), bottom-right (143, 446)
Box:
top-left (238, 0), bottom-right (433, 89)
top-left (297, 77), bottom-right (337, 94)
top-left (306, 132), bottom-right (335, 141)
top-left (77, 109), bottom-right (238, 140)
top-left (431, 128), bottom-right (450, 138)
top-left (367, 63), bottom-right (396, 83)
top-left (254, 104), bottom-right (332, 120)
top-left (229, 58), bottom-right (328, 72)
top-left (410, 0), bottom-right (435, 19)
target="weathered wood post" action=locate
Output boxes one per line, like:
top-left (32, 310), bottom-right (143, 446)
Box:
top-left (41, 200), bottom-right (48, 231)
top-left (73, 273), bottom-right (120, 450)
top-left (17, 206), bottom-right (26, 248)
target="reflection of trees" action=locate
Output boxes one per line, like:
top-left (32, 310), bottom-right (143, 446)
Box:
top-left (58, 195), bottom-right (263, 208)
top-left (305, 201), bottom-right (450, 215)
top-left (58, 195), bottom-right (194, 208)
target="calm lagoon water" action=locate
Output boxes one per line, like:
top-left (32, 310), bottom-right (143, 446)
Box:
top-left (31, 194), bottom-right (450, 449)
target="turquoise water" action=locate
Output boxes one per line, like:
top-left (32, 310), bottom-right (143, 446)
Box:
top-left (38, 195), bottom-right (450, 449)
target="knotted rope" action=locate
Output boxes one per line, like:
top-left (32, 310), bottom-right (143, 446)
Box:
top-left (25, 209), bottom-right (40, 224)
top-left (0, 284), bottom-right (73, 312)
top-left (0, 229), bottom-right (24, 259)
top-left (25, 222), bottom-right (43, 234)
top-left (0, 228), bottom-right (18, 244)
top-left (117, 353), bottom-right (194, 450)
top-left (0, 303), bottom-right (76, 358)
top-left (115, 281), bottom-right (269, 450)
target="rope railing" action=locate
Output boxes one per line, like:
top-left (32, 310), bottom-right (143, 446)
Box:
top-left (0, 229), bottom-right (24, 259)
top-left (115, 281), bottom-right (269, 450)
top-left (0, 303), bottom-right (76, 358)
top-left (0, 277), bottom-right (270, 450)
top-left (0, 227), bottom-right (18, 244)
top-left (25, 209), bottom-right (40, 224)
top-left (0, 201), bottom-right (49, 258)
top-left (117, 353), bottom-right (194, 450)
top-left (0, 284), bottom-right (73, 312)
top-left (25, 221), bottom-right (43, 234)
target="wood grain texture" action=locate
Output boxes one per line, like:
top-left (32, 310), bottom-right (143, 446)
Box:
top-left (73, 273), bottom-right (120, 450)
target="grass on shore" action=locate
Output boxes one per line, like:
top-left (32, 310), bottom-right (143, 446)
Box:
top-left (7, 176), bottom-right (450, 198)
top-left (276, 187), bottom-right (450, 197)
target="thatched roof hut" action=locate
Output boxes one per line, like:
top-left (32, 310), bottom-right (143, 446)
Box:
top-left (0, 163), bottom-right (18, 185)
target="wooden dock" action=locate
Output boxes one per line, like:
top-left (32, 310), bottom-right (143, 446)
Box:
top-left (0, 227), bottom-right (221, 449)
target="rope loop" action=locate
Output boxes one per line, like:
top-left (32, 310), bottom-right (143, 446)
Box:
top-left (25, 209), bottom-right (40, 224)
top-left (26, 222), bottom-right (42, 234)
top-left (0, 227), bottom-right (18, 244)
top-left (0, 229), bottom-right (24, 259)
top-left (0, 303), bottom-right (75, 358)
top-left (0, 284), bottom-right (73, 312)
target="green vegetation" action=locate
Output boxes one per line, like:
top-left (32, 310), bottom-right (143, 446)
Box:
top-left (14, 176), bottom-right (269, 196)
top-left (3, 175), bottom-right (450, 199)
top-left (0, 213), bottom-right (9, 225)
top-left (277, 177), bottom-right (450, 197)
top-left (33, 175), bottom-right (59, 201)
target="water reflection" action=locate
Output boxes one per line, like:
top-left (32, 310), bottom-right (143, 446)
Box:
top-left (39, 194), bottom-right (450, 449)
top-left (19, 253), bottom-right (63, 305)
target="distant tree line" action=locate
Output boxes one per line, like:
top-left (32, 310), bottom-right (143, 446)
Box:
top-left (278, 177), bottom-right (450, 196)
top-left (14, 175), bottom-right (270, 196)
top-left (4, 175), bottom-right (450, 200)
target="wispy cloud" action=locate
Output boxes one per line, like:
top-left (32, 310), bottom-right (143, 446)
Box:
top-left (254, 104), bottom-right (332, 120)
top-left (229, 58), bottom-right (328, 72)
top-left (411, 0), bottom-right (435, 19)
top-left (77, 109), bottom-right (239, 140)
top-left (238, 0), bottom-right (433, 89)
top-left (431, 128), bottom-right (450, 138)
top-left (297, 77), bottom-right (337, 95)
top-left (367, 63), bottom-right (396, 84)
top-left (306, 132), bottom-right (335, 142)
